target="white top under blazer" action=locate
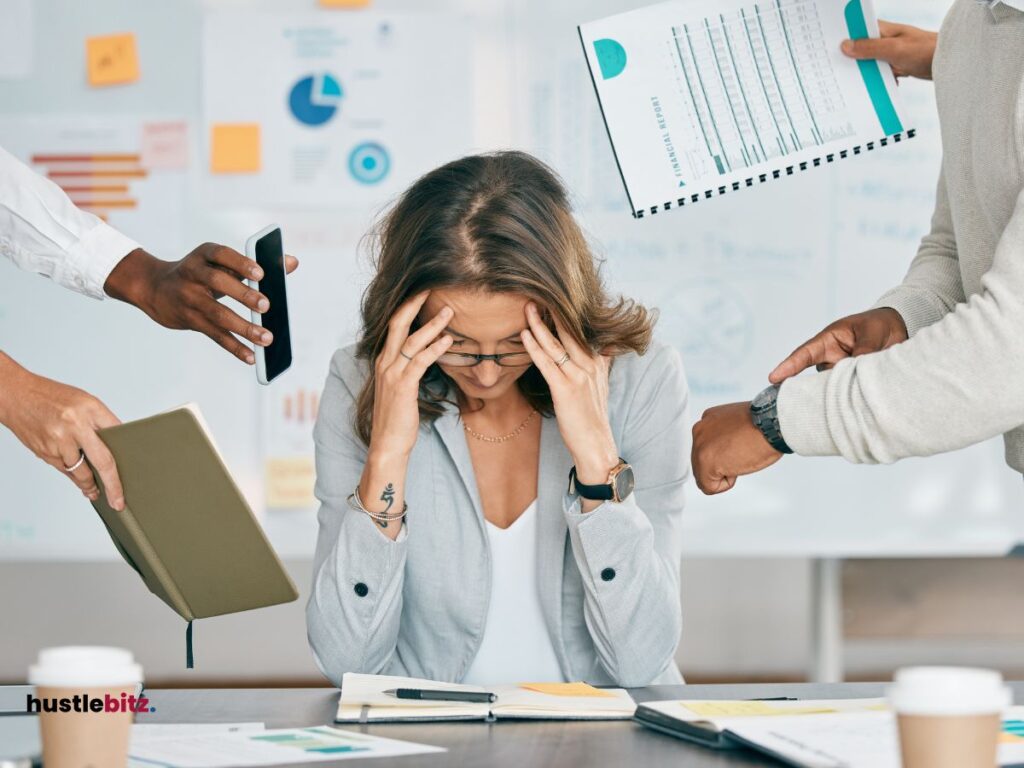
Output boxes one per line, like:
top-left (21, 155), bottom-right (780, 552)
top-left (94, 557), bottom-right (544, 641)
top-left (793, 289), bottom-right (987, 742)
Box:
top-left (462, 499), bottom-right (565, 685)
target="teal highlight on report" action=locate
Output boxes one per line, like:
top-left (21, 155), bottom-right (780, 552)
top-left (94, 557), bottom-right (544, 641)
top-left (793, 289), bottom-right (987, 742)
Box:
top-left (844, 0), bottom-right (903, 136)
top-left (593, 38), bottom-right (627, 80)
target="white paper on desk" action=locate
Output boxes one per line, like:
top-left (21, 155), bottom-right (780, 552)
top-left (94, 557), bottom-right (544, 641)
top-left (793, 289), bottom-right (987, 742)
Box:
top-left (724, 708), bottom-right (1024, 768)
top-left (129, 724), bottom-right (265, 767)
top-left (132, 722), bottom-right (266, 741)
top-left (128, 725), bottom-right (444, 767)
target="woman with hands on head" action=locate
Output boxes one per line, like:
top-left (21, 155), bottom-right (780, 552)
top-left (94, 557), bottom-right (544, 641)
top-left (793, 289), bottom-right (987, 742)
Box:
top-left (307, 151), bottom-right (690, 688)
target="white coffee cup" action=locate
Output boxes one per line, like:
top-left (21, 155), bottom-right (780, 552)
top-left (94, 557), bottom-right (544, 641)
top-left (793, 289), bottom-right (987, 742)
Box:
top-left (888, 666), bottom-right (1011, 768)
top-left (28, 646), bottom-right (144, 768)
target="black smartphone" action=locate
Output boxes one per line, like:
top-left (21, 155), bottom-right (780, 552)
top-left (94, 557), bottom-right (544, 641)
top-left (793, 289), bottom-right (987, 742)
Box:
top-left (245, 225), bottom-right (292, 384)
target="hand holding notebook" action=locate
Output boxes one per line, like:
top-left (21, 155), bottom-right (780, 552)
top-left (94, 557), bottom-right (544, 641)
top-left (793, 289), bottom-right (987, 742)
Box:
top-left (90, 404), bottom-right (298, 666)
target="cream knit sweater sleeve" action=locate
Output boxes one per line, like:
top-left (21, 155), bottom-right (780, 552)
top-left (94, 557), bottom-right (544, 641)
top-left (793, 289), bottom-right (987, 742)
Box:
top-left (872, 167), bottom-right (966, 335)
top-left (777, 185), bottom-right (1024, 463)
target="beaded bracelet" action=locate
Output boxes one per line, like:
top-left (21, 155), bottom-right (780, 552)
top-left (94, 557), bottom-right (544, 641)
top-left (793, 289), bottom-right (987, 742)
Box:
top-left (347, 485), bottom-right (407, 525)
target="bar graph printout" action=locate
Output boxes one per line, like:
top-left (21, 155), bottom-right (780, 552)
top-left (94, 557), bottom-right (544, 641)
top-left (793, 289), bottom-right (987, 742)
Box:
top-left (579, 0), bottom-right (912, 217)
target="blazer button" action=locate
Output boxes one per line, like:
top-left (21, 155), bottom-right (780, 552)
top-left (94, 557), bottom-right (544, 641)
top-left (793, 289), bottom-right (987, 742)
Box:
top-left (354, 582), bottom-right (369, 597)
top-left (600, 567), bottom-right (616, 582)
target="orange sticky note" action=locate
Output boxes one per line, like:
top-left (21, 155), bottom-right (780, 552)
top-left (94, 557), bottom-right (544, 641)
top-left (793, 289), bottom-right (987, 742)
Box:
top-left (319, 0), bottom-right (371, 7)
top-left (520, 682), bottom-right (615, 698)
top-left (86, 33), bottom-right (139, 87)
top-left (210, 124), bottom-right (261, 174)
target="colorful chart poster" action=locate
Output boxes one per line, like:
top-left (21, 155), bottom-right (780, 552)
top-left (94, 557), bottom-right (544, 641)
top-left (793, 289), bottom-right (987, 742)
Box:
top-left (0, 116), bottom-right (188, 255)
top-left (202, 12), bottom-right (473, 207)
top-left (251, 213), bottom-right (368, 513)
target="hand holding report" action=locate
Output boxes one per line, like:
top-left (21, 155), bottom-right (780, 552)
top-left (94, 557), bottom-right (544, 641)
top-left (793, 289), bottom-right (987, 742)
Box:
top-left (579, 0), bottom-right (912, 217)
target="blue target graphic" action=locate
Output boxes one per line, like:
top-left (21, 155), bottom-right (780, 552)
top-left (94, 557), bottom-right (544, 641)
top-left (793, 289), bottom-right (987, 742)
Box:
top-left (348, 142), bottom-right (390, 185)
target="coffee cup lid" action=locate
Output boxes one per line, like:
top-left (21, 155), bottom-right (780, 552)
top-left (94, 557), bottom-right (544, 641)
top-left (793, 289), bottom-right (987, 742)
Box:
top-left (888, 666), bottom-right (1012, 716)
top-left (38, 647), bottom-right (134, 666)
top-left (28, 646), bottom-right (143, 688)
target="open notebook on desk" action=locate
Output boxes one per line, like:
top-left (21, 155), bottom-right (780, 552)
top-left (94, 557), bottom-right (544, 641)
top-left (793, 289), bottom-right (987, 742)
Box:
top-left (336, 673), bottom-right (636, 723)
top-left (636, 699), bottom-right (1024, 767)
top-left (635, 697), bottom-right (887, 749)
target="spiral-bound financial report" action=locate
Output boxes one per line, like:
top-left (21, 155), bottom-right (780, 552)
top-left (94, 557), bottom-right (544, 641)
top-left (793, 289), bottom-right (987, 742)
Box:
top-left (579, 0), bottom-right (913, 218)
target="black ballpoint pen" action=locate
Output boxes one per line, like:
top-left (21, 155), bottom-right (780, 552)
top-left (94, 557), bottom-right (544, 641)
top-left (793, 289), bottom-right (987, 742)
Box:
top-left (747, 697), bottom-right (798, 701)
top-left (384, 688), bottom-right (497, 704)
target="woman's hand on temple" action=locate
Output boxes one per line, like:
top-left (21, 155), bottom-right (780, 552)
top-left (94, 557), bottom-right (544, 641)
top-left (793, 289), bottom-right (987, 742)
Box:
top-left (520, 303), bottom-right (619, 495)
top-left (358, 292), bottom-right (453, 540)
top-left (368, 291), bottom-right (454, 461)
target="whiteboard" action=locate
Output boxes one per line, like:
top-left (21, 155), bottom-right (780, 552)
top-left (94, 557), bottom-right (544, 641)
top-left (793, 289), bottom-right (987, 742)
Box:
top-left (1, 0), bottom-right (1021, 561)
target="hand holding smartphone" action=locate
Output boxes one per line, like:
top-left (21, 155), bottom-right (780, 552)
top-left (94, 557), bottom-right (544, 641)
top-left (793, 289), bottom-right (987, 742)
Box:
top-left (245, 225), bottom-right (292, 384)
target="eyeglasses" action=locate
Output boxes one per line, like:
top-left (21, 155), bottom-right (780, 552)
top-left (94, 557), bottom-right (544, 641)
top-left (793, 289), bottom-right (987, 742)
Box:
top-left (437, 351), bottom-right (533, 368)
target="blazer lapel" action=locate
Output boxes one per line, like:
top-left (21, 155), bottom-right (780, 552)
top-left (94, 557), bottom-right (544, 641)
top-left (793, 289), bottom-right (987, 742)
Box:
top-left (536, 414), bottom-right (572, 668)
top-left (432, 403), bottom-right (486, 524)
top-left (435, 403), bottom-right (572, 675)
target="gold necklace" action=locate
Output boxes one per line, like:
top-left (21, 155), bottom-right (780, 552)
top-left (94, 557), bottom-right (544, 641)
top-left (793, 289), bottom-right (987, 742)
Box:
top-left (463, 409), bottom-right (538, 444)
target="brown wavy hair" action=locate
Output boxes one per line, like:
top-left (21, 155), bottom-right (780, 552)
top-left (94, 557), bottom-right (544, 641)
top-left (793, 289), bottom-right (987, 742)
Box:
top-left (353, 151), bottom-right (656, 445)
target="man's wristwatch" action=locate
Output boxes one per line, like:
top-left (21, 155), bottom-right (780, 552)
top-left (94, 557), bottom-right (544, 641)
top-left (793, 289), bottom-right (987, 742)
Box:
top-left (568, 459), bottom-right (635, 503)
top-left (750, 385), bottom-right (793, 455)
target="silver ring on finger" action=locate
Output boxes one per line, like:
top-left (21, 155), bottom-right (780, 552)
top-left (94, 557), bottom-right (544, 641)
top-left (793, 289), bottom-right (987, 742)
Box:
top-left (64, 450), bottom-right (86, 473)
top-left (399, 349), bottom-right (413, 361)
top-left (555, 352), bottom-right (570, 368)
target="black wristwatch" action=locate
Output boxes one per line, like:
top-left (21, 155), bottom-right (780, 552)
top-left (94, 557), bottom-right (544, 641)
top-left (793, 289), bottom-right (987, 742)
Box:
top-left (568, 459), bottom-right (635, 503)
top-left (750, 385), bottom-right (793, 454)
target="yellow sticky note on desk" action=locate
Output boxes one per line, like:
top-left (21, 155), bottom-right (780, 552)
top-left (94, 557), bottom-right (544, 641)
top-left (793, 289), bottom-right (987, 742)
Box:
top-left (520, 682), bottom-right (615, 698)
top-left (682, 701), bottom-right (838, 718)
top-left (86, 33), bottom-right (139, 87)
top-left (319, 0), bottom-right (372, 7)
top-left (210, 124), bottom-right (261, 174)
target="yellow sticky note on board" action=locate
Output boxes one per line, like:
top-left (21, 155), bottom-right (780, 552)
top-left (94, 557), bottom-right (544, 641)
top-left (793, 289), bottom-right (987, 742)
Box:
top-left (319, 0), bottom-right (372, 7)
top-left (520, 682), bottom-right (615, 698)
top-left (681, 701), bottom-right (837, 718)
top-left (265, 457), bottom-right (316, 509)
top-left (210, 124), bottom-right (261, 174)
top-left (86, 33), bottom-right (139, 87)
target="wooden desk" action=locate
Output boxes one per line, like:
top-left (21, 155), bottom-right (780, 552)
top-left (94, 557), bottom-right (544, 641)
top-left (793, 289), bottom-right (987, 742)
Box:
top-left (141, 681), bottom-right (980, 767)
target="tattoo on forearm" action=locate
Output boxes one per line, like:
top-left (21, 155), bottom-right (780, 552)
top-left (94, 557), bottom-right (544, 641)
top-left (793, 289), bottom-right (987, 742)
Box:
top-left (377, 483), bottom-right (395, 528)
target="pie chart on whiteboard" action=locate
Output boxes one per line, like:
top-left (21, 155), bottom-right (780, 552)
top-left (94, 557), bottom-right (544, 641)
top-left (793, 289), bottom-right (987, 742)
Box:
top-left (288, 73), bottom-right (343, 126)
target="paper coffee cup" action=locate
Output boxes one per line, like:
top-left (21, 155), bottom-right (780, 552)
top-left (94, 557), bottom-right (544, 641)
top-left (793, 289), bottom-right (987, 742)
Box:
top-left (28, 646), bottom-right (144, 768)
top-left (888, 666), bottom-right (1011, 768)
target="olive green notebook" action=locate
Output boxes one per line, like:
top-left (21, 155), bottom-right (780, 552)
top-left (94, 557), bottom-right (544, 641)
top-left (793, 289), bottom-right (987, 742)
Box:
top-left (89, 404), bottom-right (298, 666)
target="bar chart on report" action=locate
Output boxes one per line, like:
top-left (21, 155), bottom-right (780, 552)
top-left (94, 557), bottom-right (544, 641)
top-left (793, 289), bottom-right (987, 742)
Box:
top-left (672, 0), bottom-right (854, 180)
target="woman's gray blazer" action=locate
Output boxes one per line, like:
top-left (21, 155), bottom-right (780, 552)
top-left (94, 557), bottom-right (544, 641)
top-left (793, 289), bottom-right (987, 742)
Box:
top-left (307, 338), bottom-right (690, 688)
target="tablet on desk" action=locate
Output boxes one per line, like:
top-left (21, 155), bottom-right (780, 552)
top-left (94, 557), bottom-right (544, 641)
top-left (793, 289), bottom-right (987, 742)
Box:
top-left (0, 715), bottom-right (39, 768)
top-left (0, 686), bottom-right (33, 717)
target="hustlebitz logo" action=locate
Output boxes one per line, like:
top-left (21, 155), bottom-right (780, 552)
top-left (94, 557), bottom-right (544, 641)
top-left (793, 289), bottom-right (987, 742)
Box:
top-left (26, 692), bottom-right (155, 714)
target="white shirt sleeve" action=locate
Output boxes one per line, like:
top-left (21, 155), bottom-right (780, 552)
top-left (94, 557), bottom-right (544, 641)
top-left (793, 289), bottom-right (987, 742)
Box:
top-left (0, 143), bottom-right (140, 299)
